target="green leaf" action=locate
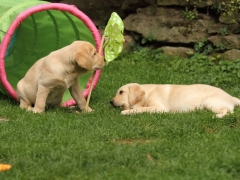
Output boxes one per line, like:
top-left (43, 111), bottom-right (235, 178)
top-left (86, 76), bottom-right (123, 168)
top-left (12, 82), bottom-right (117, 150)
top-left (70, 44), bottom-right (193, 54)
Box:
top-left (103, 12), bottom-right (124, 65)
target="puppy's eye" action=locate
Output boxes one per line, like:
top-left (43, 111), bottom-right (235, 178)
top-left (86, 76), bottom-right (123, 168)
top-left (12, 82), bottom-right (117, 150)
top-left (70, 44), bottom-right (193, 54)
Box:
top-left (93, 52), bottom-right (97, 56)
top-left (119, 90), bottom-right (123, 95)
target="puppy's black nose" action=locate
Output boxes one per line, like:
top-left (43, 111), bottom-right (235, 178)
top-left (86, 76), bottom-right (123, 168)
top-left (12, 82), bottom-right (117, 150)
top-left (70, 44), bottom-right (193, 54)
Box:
top-left (110, 99), bottom-right (114, 105)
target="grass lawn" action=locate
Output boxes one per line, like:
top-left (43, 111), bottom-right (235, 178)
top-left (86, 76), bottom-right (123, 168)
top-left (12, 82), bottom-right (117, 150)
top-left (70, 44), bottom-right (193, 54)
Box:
top-left (1, 48), bottom-right (240, 179)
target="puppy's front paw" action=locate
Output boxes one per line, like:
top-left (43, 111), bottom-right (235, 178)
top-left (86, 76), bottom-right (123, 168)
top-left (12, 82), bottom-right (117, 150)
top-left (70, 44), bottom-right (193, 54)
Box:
top-left (26, 106), bottom-right (33, 112)
top-left (19, 104), bottom-right (33, 111)
top-left (82, 106), bottom-right (93, 113)
top-left (32, 108), bottom-right (44, 113)
top-left (121, 110), bottom-right (132, 115)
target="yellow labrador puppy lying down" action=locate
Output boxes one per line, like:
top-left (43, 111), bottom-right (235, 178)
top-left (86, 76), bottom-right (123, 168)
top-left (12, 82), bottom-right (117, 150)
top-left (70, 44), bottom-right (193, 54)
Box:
top-left (17, 41), bottom-right (105, 113)
top-left (110, 83), bottom-right (240, 118)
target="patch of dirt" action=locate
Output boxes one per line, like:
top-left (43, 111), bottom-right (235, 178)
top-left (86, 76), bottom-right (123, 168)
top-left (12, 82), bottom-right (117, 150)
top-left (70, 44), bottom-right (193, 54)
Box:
top-left (0, 117), bottom-right (9, 122)
top-left (112, 138), bottom-right (153, 145)
top-left (146, 154), bottom-right (153, 161)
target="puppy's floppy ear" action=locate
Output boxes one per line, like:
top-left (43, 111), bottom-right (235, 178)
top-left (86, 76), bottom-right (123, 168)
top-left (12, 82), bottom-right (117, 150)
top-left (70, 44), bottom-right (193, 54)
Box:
top-left (75, 52), bottom-right (92, 71)
top-left (128, 84), bottom-right (145, 106)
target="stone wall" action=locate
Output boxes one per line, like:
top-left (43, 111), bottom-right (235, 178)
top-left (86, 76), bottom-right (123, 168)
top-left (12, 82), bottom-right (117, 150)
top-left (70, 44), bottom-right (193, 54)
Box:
top-left (49, 0), bottom-right (240, 60)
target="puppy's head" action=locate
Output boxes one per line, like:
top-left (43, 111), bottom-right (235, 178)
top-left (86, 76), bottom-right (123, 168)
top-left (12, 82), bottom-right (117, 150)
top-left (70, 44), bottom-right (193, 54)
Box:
top-left (74, 41), bottom-right (105, 71)
top-left (110, 83), bottom-right (145, 110)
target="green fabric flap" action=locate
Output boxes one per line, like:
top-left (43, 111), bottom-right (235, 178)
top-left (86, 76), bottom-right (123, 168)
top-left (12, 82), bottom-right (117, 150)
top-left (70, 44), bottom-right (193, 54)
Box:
top-left (0, 0), bottom-right (49, 42)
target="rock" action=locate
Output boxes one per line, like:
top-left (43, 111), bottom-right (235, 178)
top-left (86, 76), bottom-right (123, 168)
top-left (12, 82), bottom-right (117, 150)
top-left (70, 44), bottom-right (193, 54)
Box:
top-left (58, 0), bottom-right (126, 26)
top-left (157, 0), bottom-right (182, 6)
top-left (157, 0), bottom-right (217, 7)
top-left (55, 0), bottom-right (155, 25)
top-left (222, 49), bottom-right (240, 61)
top-left (123, 7), bottom-right (211, 44)
top-left (205, 23), bottom-right (240, 35)
top-left (123, 35), bottom-right (134, 49)
top-left (208, 35), bottom-right (240, 50)
top-left (161, 46), bottom-right (194, 57)
top-left (122, 0), bottom-right (145, 12)
top-left (219, 12), bottom-right (240, 24)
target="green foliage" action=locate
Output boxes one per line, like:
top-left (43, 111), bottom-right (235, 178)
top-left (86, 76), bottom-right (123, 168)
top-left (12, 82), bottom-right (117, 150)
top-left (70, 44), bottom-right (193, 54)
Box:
top-left (165, 53), bottom-right (240, 87)
top-left (122, 48), bottom-right (163, 62)
top-left (183, 0), bottom-right (240, 24)
top-left (194, 38), bottom-right (228, 55)
top-left (118, 48), bottom-right (240, 88)
top-left (125, 32), bottom-right (157, 52)
top-left (194, 39), bottom-right (213, 55)
top-left (212, 0), bottom-right (240, 23)
top-left (117, 47), bottom-right (240, 88)
top-left (218, 27), bottom-right (229, 36)
top-left (142, 34), bottom-right (156, 44)
top-left (132, 32), bottom-right (156, 45)
top-left (182, 7), bottom-right (198, 21)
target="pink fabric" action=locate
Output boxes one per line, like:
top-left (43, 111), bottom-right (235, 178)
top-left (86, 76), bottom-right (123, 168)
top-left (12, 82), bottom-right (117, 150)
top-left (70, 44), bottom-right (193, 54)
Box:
top-left (0, 3), bottom-right (102, 106)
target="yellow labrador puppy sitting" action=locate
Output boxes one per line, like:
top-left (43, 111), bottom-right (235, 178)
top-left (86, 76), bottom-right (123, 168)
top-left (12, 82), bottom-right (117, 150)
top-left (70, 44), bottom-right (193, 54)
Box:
top-left (17, 41), bottom-right (105, 113)
top-left (110, 83), bottom-right (240, 118)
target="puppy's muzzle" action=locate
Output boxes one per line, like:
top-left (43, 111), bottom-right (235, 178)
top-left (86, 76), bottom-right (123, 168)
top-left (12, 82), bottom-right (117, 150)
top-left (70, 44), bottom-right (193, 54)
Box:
top-left (110, 99), bottom-right (117, 108)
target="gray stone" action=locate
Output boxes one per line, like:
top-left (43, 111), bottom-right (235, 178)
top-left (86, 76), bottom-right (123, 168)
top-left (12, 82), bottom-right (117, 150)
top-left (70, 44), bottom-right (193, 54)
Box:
top-left (58, 0), bottom-right (126, 25)
top-left (123, 35), bottom-right (134, 49)
top-left (208, 35), bottom-right (240, 50)
top-left (222, 49), bottom-right (240, 61)
top-left (123, 7), bottom-right (209, 43)
top-left (219, 12), bottom-right (240, 24)
top-left (161, 46), bottom-right (195, 57)
top-left (157, 0), bottom-right (216, 7)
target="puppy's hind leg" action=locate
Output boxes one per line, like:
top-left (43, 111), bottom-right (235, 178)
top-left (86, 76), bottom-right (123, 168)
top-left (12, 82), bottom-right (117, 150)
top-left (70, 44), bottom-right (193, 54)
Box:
top-left (214, 108), bottom-right (233, 118)
top-left (210, 105), bottom-right (233, 118)
top-left (17, 84), bottom-right (33, 111)
top-left (203, 99), bottom-right (234, 118)
top-left (32, 85), bottom-right (50, 113)
top-left (19, 98), bottom-right (33, 111)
